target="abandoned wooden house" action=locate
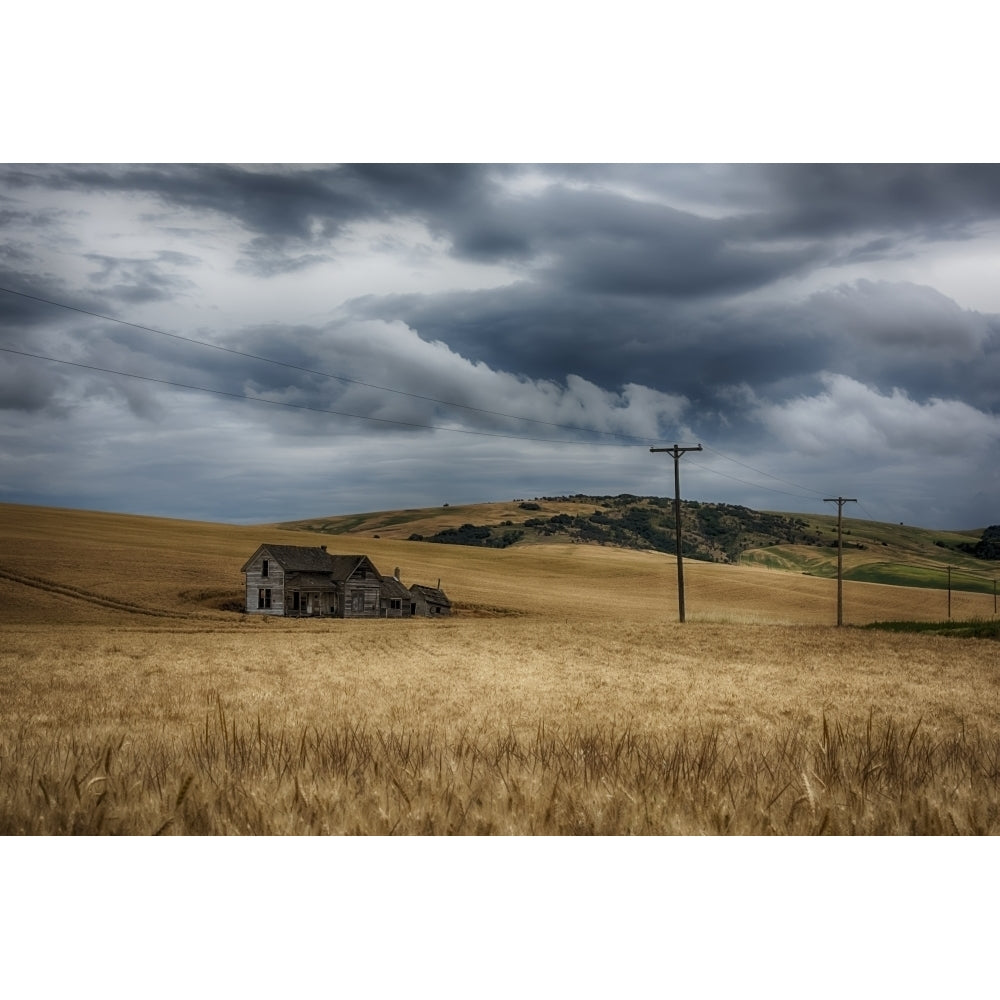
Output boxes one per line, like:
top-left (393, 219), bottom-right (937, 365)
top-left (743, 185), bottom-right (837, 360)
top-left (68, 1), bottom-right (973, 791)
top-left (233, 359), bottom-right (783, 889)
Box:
top-left (241, 546), bottom-right (452, 619)
top-left (241, 545), bottom-right (383, 618)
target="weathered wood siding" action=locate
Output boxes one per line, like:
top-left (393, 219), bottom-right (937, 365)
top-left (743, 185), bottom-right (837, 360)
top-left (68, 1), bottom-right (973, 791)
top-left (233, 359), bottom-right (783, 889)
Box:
top-left (244, 550), bottom-right (285, 615)
top-left (342, 563), bottom-right (381, 618)
top-left (380, 601), bottom-right (409, 618)
top-left (285, 572), bottom-right (339, 617)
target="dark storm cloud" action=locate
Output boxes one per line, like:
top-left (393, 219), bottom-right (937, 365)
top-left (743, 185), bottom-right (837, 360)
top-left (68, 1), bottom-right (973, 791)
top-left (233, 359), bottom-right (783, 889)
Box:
top-left (83, 250), bottom-right (199, 304)
top-left (797, 281), bottom-right (1000, 410)
top-left (14, 163), bottom-right (518, 278)
top-left (347, 272), bottom-right (1000, 430)
top-left (6, 163), bottom-right (495, 247)
top-left (0, 354), bottom-right (67, 413)
top-left (483, 185), bottom-right (824, 296)
top-left (748, 164), bottom-right (1000, 241)
top-left (346, 283), bottom-right (836, 406)
top-left (12, 162), bottom-right (1000, 275)
top-left (4, 164), bottom-right (822, 293)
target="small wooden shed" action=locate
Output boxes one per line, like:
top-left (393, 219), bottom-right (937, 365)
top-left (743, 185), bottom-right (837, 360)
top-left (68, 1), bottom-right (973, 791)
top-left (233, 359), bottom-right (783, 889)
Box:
top-left (409, 583), bottom-right (453, 617)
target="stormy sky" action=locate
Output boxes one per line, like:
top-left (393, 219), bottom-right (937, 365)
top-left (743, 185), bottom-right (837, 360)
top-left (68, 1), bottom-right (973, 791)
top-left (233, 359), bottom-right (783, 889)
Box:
top-left (2, 163), bottom-right (999, 527)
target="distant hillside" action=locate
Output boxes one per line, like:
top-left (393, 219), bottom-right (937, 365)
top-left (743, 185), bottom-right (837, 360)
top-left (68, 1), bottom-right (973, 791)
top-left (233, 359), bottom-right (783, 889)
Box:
top-left (406, 496), bottom-right (818, 563)
top-left (275, 495), bottom-right (997, 596)
top-left (278, 495), bottom-right (814, 562)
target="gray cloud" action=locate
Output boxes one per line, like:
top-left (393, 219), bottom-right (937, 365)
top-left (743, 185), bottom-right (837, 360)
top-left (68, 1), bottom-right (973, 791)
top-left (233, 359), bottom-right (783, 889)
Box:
top-left (83, 251), bottom-right (200, 304)
top-left (1, 164), bottom-right (999, 528)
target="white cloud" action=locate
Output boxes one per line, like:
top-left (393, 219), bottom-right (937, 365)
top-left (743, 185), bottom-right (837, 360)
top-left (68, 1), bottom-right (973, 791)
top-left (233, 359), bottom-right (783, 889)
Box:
top-left (255, 317), bottom-right (690, 443)
top-left (756, 373), bottom-right (1000, 456)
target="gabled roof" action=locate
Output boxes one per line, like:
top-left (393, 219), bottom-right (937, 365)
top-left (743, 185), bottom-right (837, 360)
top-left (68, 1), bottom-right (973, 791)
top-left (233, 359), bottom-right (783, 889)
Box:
top-left (327, 554), bottom-right (378, 582)
top-left (240, 544), bottom-right (333, 573)
top-left (380, 576), bottom-right (413, 600)
top-left (241, 545), bottom-right (380, 582)
top-left (410, 583), bottom-right (451, 607)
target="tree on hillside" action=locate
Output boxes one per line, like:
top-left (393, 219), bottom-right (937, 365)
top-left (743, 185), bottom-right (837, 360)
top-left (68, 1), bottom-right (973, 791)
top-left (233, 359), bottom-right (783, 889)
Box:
top-left (971, 525), bottom-right (1000, 560)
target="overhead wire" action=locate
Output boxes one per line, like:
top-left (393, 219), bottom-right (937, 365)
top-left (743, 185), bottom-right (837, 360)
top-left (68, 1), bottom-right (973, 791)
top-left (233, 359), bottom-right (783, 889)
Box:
top-left (699, 442), bottom-right (827, 498)
top-left (0, 347), bottom-right (635, 446)
top-left (691, 461), bottom-right (824, 502)
top-left (2, 283), bottom-right (931, 511)
top-left (0, 285), bottom-right (660, 445)
top-left (5, 336), bottom-right (844, 504)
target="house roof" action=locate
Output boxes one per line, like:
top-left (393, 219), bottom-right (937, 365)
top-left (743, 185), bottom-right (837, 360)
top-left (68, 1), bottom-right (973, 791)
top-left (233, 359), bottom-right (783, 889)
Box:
top-left (410, 583), bottom-right (452, 607)
top-left (326, 555), bottom-right (377, 582)
top-left (244, 544), bottom-right (335, 572)
top-left (241, 545), bottom-right (380, 582)
top-left (380, 576), bottom-right (413, 600)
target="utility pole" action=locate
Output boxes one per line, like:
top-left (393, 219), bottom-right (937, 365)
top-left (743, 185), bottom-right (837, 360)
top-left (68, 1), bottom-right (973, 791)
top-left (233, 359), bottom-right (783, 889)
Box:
top-left (651, 444), bottom-right (702, 622)
top-left (823, 496), bottom-right (857, 626)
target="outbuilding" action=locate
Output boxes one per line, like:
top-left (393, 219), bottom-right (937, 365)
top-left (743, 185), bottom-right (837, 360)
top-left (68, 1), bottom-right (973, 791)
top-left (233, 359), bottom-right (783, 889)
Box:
top-left (409, 582), bottom-right (453, 616)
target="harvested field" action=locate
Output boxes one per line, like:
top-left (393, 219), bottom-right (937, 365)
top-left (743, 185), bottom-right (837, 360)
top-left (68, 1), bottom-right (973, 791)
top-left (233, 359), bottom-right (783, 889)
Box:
top-left (1, 503), bottom-right (998, 834)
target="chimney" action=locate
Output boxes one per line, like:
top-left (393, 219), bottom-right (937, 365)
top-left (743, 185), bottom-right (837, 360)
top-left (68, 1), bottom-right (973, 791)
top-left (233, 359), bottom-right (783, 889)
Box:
top-left (394, 567), bottom-right (400, 581)
top-left (320, 545), bottom-right (327, 552)
top-left (437, 578), bottom-right (441, 589)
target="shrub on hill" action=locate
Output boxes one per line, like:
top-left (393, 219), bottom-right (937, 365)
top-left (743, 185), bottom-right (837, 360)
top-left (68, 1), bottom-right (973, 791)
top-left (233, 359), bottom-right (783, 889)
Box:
top-left (959, 525), bottom-right (1000, 560)
top-left (413, 524), bottom-right (524, 549)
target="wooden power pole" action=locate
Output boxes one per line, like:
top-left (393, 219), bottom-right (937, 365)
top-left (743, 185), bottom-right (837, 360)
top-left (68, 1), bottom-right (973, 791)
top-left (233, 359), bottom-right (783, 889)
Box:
top-left (823, 496), bottom-right (857, 626)
top-left (651, 444), bottom-right (702, 622)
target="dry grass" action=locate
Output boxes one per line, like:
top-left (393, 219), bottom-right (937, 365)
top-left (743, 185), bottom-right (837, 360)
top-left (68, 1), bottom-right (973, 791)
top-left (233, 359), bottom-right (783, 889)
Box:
top-left (3, 617), bottom-right (999, 834)
top-left (2, 503), bottom-right (998, 834)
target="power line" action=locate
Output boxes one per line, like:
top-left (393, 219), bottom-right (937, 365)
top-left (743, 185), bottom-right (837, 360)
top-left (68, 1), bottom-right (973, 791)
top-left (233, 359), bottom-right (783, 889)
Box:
top-left (694, 461), bottom-right (825, 502)
top-left (700, 443), bottom-right (826, 498)
top-left (856, 500), bottom-right (884, 524)
top-left (0, 285), bottom-right (660, 445)
top-left (1, 348), bottom-right (848, 504)
top-left (0, 347), bottom-right (634, 446)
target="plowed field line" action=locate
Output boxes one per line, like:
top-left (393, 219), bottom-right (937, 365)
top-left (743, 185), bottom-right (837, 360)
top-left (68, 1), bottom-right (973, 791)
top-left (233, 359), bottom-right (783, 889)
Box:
top-left (0, 566), bottom-right (190, 618)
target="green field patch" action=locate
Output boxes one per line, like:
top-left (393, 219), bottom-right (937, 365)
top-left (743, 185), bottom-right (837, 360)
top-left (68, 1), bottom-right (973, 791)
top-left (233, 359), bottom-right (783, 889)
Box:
top-left (741, 547), bottom-right (836, 577)
top-left (861, 618), bottom-right (1000, 640)
top-left (845, 562), bottom-right (994, 594)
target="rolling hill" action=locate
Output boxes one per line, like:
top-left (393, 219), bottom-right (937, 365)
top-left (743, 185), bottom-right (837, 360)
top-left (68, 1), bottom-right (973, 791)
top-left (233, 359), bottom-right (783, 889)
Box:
top-left (0, 499), bottom-right (995, 628)
top-left (274, 495), bottom-right (998, 597)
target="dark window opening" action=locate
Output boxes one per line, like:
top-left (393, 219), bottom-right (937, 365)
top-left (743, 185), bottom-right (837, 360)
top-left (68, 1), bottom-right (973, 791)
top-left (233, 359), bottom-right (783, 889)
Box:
top-left (258, 588), bottom-right (272, 609)
top-left (390, 598), bottom-right (401, 611)
top-left (261, 559), bottom-right (269, 578)
top-left (292, 591), bottom-right (300, 611)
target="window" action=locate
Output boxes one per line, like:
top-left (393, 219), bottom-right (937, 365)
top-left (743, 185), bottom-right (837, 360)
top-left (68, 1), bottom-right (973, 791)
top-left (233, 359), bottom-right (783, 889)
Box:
top-left (390, 598), bottom-right (402, 611)
top-left (350, 589), bottom-right (365, 613)
top-left (258, 588), bottom-right (271, 609)
top-left (261, 559), bottom-right (269, 578)
top-left (292, 591), bottom-right (300, 611)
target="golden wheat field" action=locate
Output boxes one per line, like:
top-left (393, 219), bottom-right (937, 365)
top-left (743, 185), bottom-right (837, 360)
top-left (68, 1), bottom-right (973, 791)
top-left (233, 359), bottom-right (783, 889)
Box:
top-left (2, 502), bottom-right (998, 834)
